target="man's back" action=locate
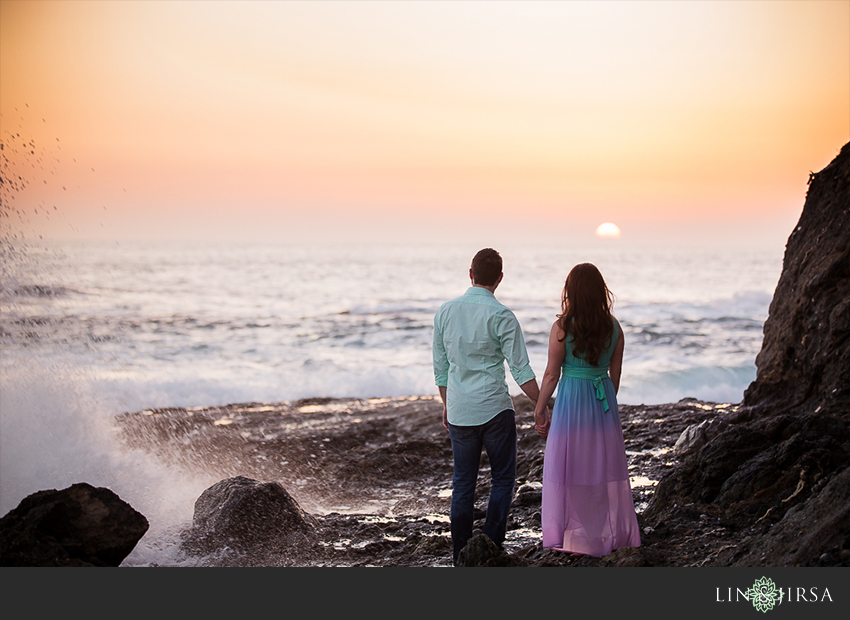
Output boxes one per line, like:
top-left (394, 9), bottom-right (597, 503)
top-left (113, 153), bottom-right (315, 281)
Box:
top-left (433, 286), bottom-right (535, 426)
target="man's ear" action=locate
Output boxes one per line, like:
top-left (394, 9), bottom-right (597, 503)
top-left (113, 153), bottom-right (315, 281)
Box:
top-left (469, 268), bottom-right (475, 284)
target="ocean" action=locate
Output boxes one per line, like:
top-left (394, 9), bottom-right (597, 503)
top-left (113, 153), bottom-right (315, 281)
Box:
top-left (0, 238), bottom-right (784, 564)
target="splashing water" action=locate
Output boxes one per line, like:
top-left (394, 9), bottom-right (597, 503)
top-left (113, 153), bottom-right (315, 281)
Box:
top-left (1, 115), bottom-right (218, 566)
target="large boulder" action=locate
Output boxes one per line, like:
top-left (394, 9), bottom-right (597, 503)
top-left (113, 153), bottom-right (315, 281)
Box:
top-left (0, 482), bottom-right (149, 567)
top-left (742, 142), bottom-right (850, 417)
top-left (456, 533), bottom-right (521, 567)
top-left (644, 143), bottom-right (850, 566)
top-left (183, 476), bottom-right (317, 553)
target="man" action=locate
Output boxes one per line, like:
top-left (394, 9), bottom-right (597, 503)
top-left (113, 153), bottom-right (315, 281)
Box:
top-left (433, 248), bottom-right (543, 565)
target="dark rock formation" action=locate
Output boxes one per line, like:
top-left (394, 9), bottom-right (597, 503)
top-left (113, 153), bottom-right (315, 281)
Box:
top-left (456, 533), bottom-right (521, 567)
top-left (182, 475), bottom-right (318, 553)
top-left (734, 464), bottom-right (850, 566)
top-left (644, 142), bottom-right (850, 566)
top-left (743, 141), bottom-right (850, 417)
top-left (511, 482), bottom-right (543, 508)
top-left (646, 413), bottom-right (849, 520)
top-left (0, 482), bottom-right (149, 567)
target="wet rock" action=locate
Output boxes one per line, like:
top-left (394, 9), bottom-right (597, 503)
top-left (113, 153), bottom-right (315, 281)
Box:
top-left (456, 533), bottom-right (521, 567)
top-left (673, 418), bottom-right (730, 456)
top-left (0, 482), bottom-right (149, 567)
top-left (413, 534), bottom-right (451, 556)
top-left (511, 482), bottom-right (542, 508)
top-left (183, 476), bottom-right (317, 553)
top-left (511, 542), bottom-right (652, 567)
top-left (601, 546), bottom-right (650, 567)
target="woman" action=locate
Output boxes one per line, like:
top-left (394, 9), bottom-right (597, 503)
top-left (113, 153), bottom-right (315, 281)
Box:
top-left (533, 263), bottom-right (641, 557)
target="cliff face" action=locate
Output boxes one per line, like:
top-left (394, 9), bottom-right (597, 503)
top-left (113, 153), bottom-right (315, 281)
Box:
top-left (643, 142), bottom-right (850, 566)
top-left (743, 142), bottom-right (850, 417)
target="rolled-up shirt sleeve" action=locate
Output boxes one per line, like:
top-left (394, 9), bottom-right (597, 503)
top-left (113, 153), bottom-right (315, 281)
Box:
top-left (497, 310), bottom-right (536, 386)
top-left (433, 310), bottom-right (448, 387)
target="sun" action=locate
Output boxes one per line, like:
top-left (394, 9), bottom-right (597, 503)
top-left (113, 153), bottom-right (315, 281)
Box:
top-left (595, 222), bottom-right (621, 238)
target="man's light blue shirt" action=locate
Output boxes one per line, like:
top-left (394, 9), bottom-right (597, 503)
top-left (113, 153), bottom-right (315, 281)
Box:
top-left (433, 286), bottom-right (536, 426)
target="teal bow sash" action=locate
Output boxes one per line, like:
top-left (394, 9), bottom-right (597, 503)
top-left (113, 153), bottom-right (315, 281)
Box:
top-left (561, 365), bottom-right (611, 412)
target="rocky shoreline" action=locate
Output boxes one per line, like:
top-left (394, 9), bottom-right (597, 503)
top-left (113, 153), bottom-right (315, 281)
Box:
top-left (4, 386), bottom-right (846, 567)
top-left (106, 393), bottom-right (755, 567)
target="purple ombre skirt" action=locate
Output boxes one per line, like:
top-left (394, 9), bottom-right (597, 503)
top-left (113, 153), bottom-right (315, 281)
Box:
top-left (541, 374), bottom-right (641, 556)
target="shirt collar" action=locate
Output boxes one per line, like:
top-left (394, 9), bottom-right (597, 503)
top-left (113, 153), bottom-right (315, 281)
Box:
top-left (465, 286), bottom-right (495, 298)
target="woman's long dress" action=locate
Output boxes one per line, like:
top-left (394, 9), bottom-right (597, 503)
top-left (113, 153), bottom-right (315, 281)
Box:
top-left (541, 318), bottom-right (641, 556)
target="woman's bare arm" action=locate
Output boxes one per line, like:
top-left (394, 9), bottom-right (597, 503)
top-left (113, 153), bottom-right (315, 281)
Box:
top-left (534, 321), bottom-right (566, 436)
top-left (609, 324), bottom-right (625, 395)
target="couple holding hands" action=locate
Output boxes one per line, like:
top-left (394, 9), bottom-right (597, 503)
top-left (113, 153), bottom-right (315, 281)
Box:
top-left (433, 248), bottom-right (641, 565)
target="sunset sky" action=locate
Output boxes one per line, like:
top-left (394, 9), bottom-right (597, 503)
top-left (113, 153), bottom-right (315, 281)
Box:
top-left (1, 0), bottom-right (848, 248)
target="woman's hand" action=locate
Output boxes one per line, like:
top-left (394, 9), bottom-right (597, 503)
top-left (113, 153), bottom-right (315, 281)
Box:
top-left (534, 405), bottom-right (550, 437)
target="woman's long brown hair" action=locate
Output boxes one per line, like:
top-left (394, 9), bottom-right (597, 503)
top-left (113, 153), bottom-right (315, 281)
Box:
top-left (557, 263), bottom-right (615, 366)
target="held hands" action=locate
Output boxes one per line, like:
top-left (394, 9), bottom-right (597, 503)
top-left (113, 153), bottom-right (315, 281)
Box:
top-left (534, 405), bottom-right (551, 437)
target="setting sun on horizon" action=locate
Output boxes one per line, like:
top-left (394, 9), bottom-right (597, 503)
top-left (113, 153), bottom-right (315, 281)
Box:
top-left (595, 223), bottom-right (622, 239)
top-left (1, 0), bottom-right (848, 249)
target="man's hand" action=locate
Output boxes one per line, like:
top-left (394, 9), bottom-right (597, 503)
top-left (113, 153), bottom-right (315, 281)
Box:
top-left (438, 386), bottom-right (449, 431)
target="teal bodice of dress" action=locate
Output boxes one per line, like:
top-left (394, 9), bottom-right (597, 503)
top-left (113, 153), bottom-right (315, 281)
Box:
top-left (560, 317), bottom-right (620, 412)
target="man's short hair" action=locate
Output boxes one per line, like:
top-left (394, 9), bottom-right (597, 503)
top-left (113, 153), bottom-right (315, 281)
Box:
top-left (471, 248), bottom-right (502, 286)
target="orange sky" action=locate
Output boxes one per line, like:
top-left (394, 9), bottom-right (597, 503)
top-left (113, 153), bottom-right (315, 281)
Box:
top-left (1, 0), bottom-right (848, 248)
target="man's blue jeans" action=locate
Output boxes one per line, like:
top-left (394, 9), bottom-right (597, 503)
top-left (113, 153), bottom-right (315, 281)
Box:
top-left (447, 408), bottom-right (517, 565)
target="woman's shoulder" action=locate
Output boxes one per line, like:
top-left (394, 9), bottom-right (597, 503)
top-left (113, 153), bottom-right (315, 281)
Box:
top-left (550, 318), bottom-right (567, 340)
top-left (611, 316), bottom-right (623, 341)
